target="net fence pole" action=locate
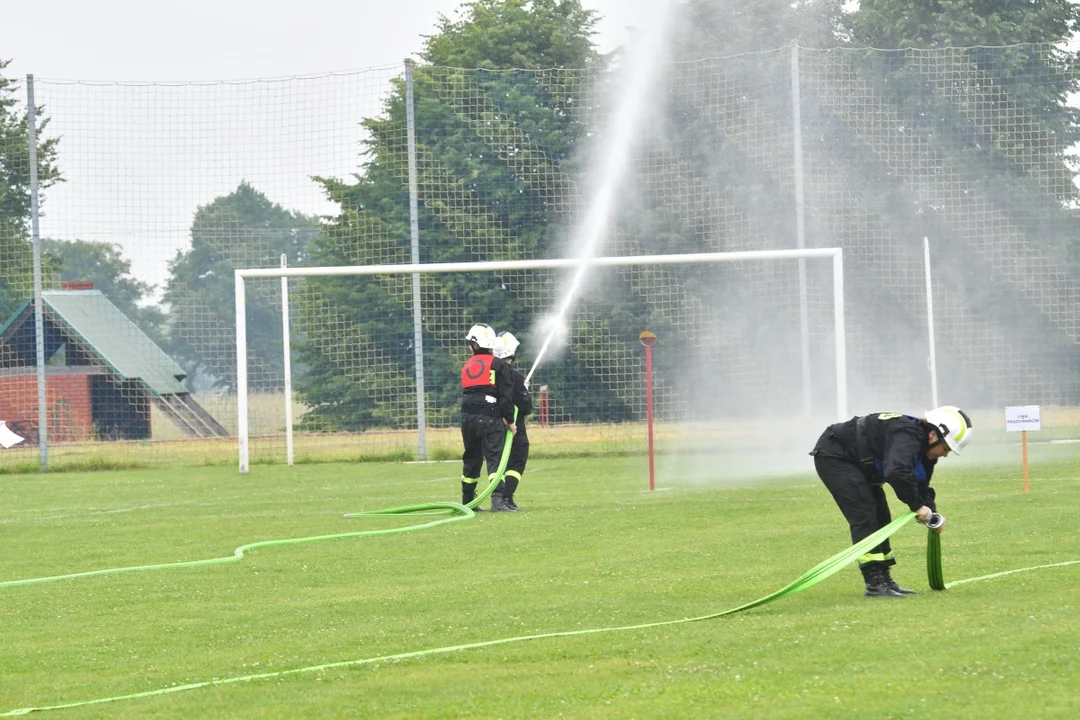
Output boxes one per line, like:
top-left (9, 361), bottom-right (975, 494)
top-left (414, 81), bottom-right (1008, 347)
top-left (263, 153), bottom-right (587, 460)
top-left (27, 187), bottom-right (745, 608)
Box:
top-left (791, 45), bottom-right (813, 418)
top-left (405, 59), bottom-right (428, 461)
top-left (26, 75), bottom-right (48, 472)
top-left (832, 249), bottom-right (848, 420)
top-left (924, 237), bottom-right (939, 409)
top-left (236, 272), bottom-right (250, 474)
top-left (281, 254), bottom-right (294, 466)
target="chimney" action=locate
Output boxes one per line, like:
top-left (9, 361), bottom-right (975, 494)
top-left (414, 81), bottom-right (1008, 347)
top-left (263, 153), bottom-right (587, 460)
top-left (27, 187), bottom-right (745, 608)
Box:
top-left (61, 281), bottom-right (95, 291)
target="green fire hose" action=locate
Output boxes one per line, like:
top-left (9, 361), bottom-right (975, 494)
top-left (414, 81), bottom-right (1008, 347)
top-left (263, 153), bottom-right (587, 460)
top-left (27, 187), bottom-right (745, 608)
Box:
top-left (0, 412), bottom-right (517, 592)
top-left (0, 418), bottom-right (961, 716)
top-left (927, 527), bottom-right (946, 590)
top-left (1, 511), bottom-right (924, 716)
top-left (7, 487), bottom-right (1062, 719)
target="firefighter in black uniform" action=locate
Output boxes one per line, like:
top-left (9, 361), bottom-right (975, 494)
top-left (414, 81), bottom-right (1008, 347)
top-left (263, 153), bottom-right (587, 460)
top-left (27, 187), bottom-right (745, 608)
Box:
top-left (460, 323), bottom-right (517, 512)
top-left (494, 331), bottom-right (532, 511)
top-left (810, 406), bottom-right (973, 598)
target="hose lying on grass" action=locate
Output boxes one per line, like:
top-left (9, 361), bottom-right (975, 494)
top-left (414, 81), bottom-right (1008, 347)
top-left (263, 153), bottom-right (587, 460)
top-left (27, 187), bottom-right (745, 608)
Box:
top-left (3, 437), bottom-right (1075, 716)
top-left (0, 415), bottom-right (516, 591)
top-left (2, 511), bottom-right (923, 716)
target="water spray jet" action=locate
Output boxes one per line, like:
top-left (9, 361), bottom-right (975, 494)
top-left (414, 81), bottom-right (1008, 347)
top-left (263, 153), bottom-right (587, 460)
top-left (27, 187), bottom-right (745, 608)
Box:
top-left (525, 1), bottom-right (675, 385)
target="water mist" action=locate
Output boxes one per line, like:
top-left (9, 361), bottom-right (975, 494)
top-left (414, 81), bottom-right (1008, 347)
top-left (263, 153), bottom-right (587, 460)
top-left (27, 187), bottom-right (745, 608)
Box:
top-left (525, 2), bottom-right (675, 385)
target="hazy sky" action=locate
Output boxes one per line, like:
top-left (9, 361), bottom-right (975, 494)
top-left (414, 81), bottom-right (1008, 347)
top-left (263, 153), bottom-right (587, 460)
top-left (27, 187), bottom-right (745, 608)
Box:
top-left (4, 0), bottom-right (645, 81)
top-left (3, 1), bottom-right (653, 291)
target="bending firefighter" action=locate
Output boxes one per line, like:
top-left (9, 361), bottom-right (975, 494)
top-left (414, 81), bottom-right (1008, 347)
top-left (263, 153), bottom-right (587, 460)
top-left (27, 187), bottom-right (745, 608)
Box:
top-left (810, 406), bottom-right (973, 598)
top-left (460, 323), bottom-right (517, 512)
top-left (494, 331), bottom-right (532, 511)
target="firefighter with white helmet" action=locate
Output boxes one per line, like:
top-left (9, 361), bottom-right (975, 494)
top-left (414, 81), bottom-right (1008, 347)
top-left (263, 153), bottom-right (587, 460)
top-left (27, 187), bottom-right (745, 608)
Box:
top-left (460, 323), bottom-right (517, 511)
top-left (494, 330), bottom-right (531, 511)
top-left (923, 406), bottom-right (973, 455)
top-left (809, 406), bottom-right (973, 598)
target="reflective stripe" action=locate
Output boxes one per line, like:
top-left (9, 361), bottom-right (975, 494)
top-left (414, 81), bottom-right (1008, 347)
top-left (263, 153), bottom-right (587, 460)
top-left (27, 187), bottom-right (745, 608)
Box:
top-left (505, 470), bottom-right (522, 481)
top-left (943, 407), bottom-right (968, 444)
top-left (858, 551), bottom-right (895, 565)
top-left (461, 476), bottom-right (478, 486)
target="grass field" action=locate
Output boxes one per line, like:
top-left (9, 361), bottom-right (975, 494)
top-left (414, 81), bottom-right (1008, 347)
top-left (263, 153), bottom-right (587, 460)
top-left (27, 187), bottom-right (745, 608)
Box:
top-left (1, 445), bottom-right (1079, 718)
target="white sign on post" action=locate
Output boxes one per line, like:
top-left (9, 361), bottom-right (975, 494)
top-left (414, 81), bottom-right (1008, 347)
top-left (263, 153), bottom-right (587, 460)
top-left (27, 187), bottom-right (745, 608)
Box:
top-left (1005, 405), bottom-right (1041, 433)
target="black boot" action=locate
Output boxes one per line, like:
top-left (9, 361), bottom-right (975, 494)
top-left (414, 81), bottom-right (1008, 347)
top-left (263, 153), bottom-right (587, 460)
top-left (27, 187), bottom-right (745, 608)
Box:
top-left (504, 476), bottom-right (521, 511)
top-left (461, 480), bottom-right (482, 509)
top-left (862, 565), bottom-right (907, 598)
top-left (882, 566), bottom-right (916, 595)
top-left (490, 481), bottom-right (512, 512)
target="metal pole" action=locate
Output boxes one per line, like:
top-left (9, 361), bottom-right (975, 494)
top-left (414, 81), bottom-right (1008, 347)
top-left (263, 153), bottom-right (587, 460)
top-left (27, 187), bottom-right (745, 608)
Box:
top-left (923, 237), bottom-right (939, 409)
top-left (405, 59), bottom-right (428, 461)
top-left (281, 254), bottom-right (294, 466)
top-left (832, 249), bottom-right (848, 420)
top-left (235, 272), bottom-right (250, 474)
top-left (26, 75), bottom-right (48, 472)
top-left (791, 45), bottom-right (812, 417)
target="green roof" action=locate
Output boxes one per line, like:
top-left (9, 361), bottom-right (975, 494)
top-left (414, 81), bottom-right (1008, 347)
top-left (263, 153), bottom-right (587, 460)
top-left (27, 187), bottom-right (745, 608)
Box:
top-left (42, 290), bottom-right (187, 396)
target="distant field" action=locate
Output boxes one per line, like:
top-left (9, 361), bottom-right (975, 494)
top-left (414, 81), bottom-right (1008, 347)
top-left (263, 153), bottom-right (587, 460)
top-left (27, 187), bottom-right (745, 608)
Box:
top-left (4, 402), bottom-right (1080, 475)
top-left (1, 447), bottom-right (1078, 718)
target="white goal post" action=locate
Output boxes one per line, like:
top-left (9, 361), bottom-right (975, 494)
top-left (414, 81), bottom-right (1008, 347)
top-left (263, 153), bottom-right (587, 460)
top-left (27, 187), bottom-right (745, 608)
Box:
top-left (234, 248), bottom-right (849, 474)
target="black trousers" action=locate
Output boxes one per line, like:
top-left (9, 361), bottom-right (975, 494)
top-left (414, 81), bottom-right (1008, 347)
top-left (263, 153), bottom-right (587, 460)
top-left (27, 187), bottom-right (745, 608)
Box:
top-left (507, 431), bottom-right (529, 476)
top-left (461, 412), bottom-right (507, 480)
top-left (814, 454), bottom-right (894, 568)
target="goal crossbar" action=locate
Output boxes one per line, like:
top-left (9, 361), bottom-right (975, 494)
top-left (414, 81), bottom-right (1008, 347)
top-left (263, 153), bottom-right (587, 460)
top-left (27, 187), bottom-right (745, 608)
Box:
top-left (235, 248), bottom-right (848, 473)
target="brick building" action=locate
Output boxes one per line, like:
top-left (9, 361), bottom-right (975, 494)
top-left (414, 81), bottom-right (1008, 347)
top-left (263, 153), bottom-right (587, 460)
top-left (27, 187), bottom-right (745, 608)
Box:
top-left (0, 288), bottom-right (226, 441)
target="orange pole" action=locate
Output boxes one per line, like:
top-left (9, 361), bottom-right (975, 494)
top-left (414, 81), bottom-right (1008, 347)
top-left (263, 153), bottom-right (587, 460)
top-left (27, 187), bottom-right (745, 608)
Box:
top-left (1022, 430), bottom-right (1029, 494)
top-left (639, 331), bottom-right (657, 492)
top-left (644, 343), bottom-right (655, 492)
top-left (539, 385), bottom-right (550, 429)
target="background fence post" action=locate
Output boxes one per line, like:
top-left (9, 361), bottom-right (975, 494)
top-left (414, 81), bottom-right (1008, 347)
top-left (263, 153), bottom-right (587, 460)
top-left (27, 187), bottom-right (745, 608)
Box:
top-left (26, 74), bottom-right (48, 472)
top-left (405, 58), bottom-right (428, 462)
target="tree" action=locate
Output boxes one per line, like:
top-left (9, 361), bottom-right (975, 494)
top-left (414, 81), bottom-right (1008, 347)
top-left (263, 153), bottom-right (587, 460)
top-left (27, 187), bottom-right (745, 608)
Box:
top-left (592, 1), bottom-right (854, 415)
top-left (656, 1), bottom-right (1080, 409)
top-left (162, 182), bottom-right (320, 391)
top-left (846, 1), bottom-right (1080, 201)
top-left (43, 239), bottom-right (166, 342)
top-left (849, 0), bottom-right (1080, 50)
top-left (300, 0), bottom-right (608, 431)
top-left (423, 0), bottom-right (597, 69)
top-left (0, 60), bottom-right (61, 322)
top-left (838, 1), bottom-right (1080, 403)
top-left (673, 0), bottom-right (845, 55)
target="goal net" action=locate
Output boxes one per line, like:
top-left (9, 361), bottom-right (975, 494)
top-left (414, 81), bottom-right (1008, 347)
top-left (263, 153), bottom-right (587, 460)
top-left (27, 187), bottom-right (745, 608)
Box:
top-left (235, 249), bottom-right (847, 473)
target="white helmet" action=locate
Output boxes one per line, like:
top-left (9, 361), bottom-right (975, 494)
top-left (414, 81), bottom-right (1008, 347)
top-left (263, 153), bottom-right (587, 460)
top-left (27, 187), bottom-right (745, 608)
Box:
top-left (465, 323), bottom-right (497, 350)
top-left (494, 331), bottom-right (520, 360)
top-left (924, 405), bottom-right (973, 454)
